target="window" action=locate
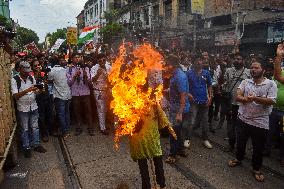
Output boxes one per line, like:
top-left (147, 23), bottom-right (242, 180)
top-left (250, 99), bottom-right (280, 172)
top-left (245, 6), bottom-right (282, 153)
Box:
top-left (164, 1), bottom-right (172, 18)
top-left (144, 8), bottom-right (149, 25)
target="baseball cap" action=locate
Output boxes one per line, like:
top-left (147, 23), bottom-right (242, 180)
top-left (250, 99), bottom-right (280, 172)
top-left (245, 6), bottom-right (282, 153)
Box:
top-left (19, 61), bottom-right (32, 72)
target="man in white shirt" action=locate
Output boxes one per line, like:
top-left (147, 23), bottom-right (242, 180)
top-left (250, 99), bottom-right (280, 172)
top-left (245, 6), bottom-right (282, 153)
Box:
top-left (11, 61), bottom-right (47, 158)
top-left (91, 54), bottom-right (111, 135)
top-left (48, 56), bottom-right (72, 138)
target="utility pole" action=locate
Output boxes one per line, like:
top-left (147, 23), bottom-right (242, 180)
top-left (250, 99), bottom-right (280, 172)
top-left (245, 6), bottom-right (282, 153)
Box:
top-left (193, 14), bottom-right (197, 52)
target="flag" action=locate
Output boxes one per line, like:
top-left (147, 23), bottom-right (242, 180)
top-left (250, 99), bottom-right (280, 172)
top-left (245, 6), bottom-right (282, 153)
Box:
top-left (50, 38), bottom-right (65, 53)
top-left (78, 26), bottom-right (100, 44)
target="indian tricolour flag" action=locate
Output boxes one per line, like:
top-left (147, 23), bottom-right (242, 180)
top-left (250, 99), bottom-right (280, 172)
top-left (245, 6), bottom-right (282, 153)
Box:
top-left (78, 26), bottom-right (99, 44)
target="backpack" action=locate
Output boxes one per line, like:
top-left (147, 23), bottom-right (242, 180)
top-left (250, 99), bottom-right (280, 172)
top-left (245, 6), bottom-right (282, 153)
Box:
top-left (13, 75), bottom-right (34, 92)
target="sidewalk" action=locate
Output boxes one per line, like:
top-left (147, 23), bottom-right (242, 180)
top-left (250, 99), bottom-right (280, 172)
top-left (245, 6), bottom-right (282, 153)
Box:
top-left (0, 137), bottom-right (72, 189)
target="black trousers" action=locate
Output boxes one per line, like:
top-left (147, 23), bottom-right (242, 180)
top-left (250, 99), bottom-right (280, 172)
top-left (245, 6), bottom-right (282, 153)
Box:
top-left (227, 105), bottom-right (239, 148)
top-left (208, 94), bottom-right (221, 124)
top-left (236, 119), bottom-right (268, 171)
top-left (137, 156), bottom-right (166, 189)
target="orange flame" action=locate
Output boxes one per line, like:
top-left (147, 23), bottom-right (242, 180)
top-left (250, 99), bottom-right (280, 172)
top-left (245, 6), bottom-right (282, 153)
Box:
top-left (109, 43), bottom-right (164, 148)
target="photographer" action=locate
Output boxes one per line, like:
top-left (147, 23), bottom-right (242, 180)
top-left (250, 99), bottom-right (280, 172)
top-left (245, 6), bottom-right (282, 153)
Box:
top-left (219, 53), bottom-right (250, 152)
top-left (31, 59), bottom-right (53, 142)
top-left (11, 61), bottom-right (47, 158)
top-left (67, 53), bottom-right (93, 136)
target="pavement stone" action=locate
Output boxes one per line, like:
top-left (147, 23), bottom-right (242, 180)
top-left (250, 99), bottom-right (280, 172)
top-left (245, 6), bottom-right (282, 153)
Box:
top-left (64, 131), bottom-right (198, 189)
top-left (0, 137), bottom-right (72, 189)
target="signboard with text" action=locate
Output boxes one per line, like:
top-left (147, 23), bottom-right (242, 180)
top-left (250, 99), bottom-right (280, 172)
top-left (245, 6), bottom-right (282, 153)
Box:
top-left (67, 27), bottom-right (78, 45)
top-left (215, 30), bottom-right (236, 46)
top-left (191, 0), bottom-right (204, 15)
top-left (267, 23), bottom-right (284, 44)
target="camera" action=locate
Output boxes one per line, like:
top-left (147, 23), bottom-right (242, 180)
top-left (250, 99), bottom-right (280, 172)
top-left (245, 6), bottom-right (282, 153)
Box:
top-left (35, 82), bottom-right (44, 90)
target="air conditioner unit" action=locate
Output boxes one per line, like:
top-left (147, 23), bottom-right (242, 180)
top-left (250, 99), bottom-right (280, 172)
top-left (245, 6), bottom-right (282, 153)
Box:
top-left (205, 20), bottom-right (211, 29)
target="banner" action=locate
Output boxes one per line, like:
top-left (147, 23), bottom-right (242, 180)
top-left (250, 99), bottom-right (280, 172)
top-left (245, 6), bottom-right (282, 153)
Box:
top-left (191, 0), bottom-right (204, 15)
top-left (50, 38), bottom-right (65, 53)
top-left (67, 27), bottom-right (78, 45)
top-left (215, 30), bottom-right (236, 46)
top-left (24, 42), bottom-right (40, 55)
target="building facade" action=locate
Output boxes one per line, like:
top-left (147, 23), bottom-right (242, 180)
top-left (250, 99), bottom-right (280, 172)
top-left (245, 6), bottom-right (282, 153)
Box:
top-left (76, 10), bottom-right (85, 35)
top-left (82, 0), bottom-right (115, 40)
top-left (0, 0), bottom-right (10, 19)
top-left (115, 0), bottom-right (284, 55)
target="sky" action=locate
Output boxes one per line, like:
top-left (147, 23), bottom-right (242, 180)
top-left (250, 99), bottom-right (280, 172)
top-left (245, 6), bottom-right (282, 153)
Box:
top-left (10, 0), bottom-right (87, 42)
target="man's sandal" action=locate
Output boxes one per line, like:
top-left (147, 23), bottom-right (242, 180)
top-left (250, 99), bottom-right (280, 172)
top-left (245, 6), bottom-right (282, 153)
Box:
top-left (251, 170), bottom-right (265, 182)
top-left (165, 155), bottom-right (176, 164)
top-left (228, 159), bottom-right (242, 167)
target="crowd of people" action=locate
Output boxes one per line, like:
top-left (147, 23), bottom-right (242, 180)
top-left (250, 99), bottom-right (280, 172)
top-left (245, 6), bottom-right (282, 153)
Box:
top-left (9, 41), bottom-right (284, 188)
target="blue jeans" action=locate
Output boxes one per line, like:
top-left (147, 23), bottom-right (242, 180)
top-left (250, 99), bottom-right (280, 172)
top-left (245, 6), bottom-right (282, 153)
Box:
top-left (54, 98), bottom-right (71, 134)
top-left (18, 109), bottom-right (40, 150)
top-left (169, 112), bottom-right (188, 155)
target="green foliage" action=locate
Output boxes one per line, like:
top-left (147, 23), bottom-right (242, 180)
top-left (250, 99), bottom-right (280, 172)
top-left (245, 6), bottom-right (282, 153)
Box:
top-left (103, 9), bottom-right (119, 23)
top-left (100, 9), bottom-right (124, 44)
top-left (47, 28), bottom-right (67, 46)
top-left (99, 22), bottom-right (124, 43)
top-left (0, 15), bottom-right (12, 30)
top-left (15, 26), bottom-right (39, 48)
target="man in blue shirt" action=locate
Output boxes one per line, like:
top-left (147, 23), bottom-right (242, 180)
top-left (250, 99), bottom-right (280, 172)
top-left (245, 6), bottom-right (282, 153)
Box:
top-left (187, 55), bottom-right (213, 149)
top-left (164, 55), bottom-right (190, 164)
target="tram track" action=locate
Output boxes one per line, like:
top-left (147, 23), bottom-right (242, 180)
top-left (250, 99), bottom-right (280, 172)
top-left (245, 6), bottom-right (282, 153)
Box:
top-left (57, 136), bottom-right (82, 189)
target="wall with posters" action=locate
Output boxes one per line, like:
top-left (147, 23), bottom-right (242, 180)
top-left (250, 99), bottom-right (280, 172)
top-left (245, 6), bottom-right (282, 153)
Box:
top-left (267, 23), bottom-right (284, 44)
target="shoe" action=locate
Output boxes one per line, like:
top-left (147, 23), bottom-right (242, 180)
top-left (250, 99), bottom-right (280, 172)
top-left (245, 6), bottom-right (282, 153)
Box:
top-left (203, 140), bottom-right (213, 149)
top-left (75, 129), bottom-right (83, 136)
top-left (224, 145), bottom-right (234, 152)
top-left (209, 128), bottom-right (216, 133)
top-left (62, 132), bottom-right (71, 139)
top-left (88, 128), bottom-right (95, 136)
top-left (216, 122), bottom-right (223, 130)
top-left (177, 150), bottom-right (188, 157)
top-left (184, 140), bottom-right (191, 148)
top-left (280, 158), bottom-right (284, 167)
top-left (34, 145), bottom-right (47, 153)
top-left (100, 130), bottom-right (109, 135)
top-left (42, 135), bottom-right (49, 143)
top-left (23, 149), bottom-right (32, 158)
top-left (51, 130), bottom-right (59, 137)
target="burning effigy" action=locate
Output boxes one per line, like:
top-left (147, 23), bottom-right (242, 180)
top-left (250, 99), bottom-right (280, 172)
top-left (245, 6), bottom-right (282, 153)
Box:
top-left (109, 42), bottom-right (176, 188)
top-left (108, 42), bottom-right (176, 149)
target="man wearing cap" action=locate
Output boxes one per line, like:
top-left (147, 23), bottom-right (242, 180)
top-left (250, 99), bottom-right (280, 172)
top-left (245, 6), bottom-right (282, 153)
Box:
top-left (11, 61), bottom-right (47, 158)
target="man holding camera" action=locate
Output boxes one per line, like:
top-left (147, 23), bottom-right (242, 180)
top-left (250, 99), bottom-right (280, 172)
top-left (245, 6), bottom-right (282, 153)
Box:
top-left (31, 59), bottom-right (53, 142)
top-left (11, 61), bottom-right (47, 158)
top-left (67, 54), bottom-right (93, 136)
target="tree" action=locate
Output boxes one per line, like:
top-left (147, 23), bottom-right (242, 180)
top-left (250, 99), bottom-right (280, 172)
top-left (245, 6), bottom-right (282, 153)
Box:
top-left (99, 10), bottom-right (124, 44)
top-left (15, 26), bottom-right (39, 49)
top-left (0, 15), bottom-right (13, 30)
top-left (47, 28), bottom-right (67, 46)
